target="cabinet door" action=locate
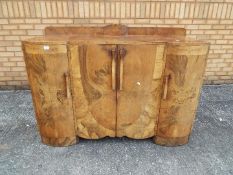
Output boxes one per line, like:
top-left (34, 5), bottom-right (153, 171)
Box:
top-left (116, 44), bottom-right (166, 138)
top-left (23, 43), bottom-right (76, 146)
top-left (155, 44), bottom-right (209, 146)
top-left (69, 44), bottom-right (117, 139)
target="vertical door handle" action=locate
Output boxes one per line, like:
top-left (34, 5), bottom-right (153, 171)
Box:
top-left (163, 75), bottom-right (170, 100)
top-left (111, 47), bottom-right (117, 91)
top-left (64, 72), bottom-right (71, 99)
top-left (118, 48), bottom-right (126, 91)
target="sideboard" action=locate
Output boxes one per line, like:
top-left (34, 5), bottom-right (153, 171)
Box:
top-left (22, 25), bottom-right (209, 147)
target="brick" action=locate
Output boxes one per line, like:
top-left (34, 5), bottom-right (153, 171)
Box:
top-left (23, 1), bottom-right (30, 17)
top-left (7, 81), bottom-right (22, 86)
top-left (3, 25), bottom-right (18, 30)
top-left (14, 77), bottom-right (27, 81)
top-left (19, 25), bottom-right (33, 30)
top-left (135, 2), bottom-right (140, 18)
top-left (28, 1), bottom-right (36, 17)
top-left (165, 19), bottom-right (178, 24)
top-left (89, 19), bottom-right (105, 24)
top-left (18, 1), bottom-right (25, 17)
top-left (0, 58), bottom-right (8, 62)
top-left (191, 30), bottom-right (204, 35)
top-left (131, 3), bottom-right (135, 18)
top-left (9, 57), bottom-right (23, 62)
top-left (0, 67), bottom-right (11, 72)
top-left (83, 1), bottom-right (89, 18)
top-left (7, 1), bottom-right (14, 17)
top-left (15, 52), bottom-right (24, 57)
top-left (17, 62), bottom-right (25, 67)
top-left (74, 19), bottom-right (89, 24)
top-left (0, 82), bottom-right (7, 86)
top-left (68, 1), bottom-right (74, 18)
top-left (120, 19), bottom-right (134, 24)
top-left (13, 41), bottom-right (22, 46)
top-left (9, 19), bottom-right (25, 24)
top-left (0, 30), bottom-right (10, 35)
top-left (4, 36), bottom-right (20, 41)
top-left (150, 19), bottom-right (164, 24)
top-left (25, 19), bottom-right (41, 24)
top-left (0, 52), bottom-right (14, 57)
top-left (116, 2), bottom-right (120, 18)
top-left (6, 46), bottom-right (22, 52)
top-left (0, 19), bottom-right (8, 24)
top-left (40, 1), bottom-right (47, 18)
top-left (0, 47), bottom-right (6, 52)
top-left (5, 72), bottom-right (21, 77)
top-left (45, 1), bottom-right (52, 17)
top-left (0, 41), bottom-right (13, 47)
top-left (11, 67), bottom-right (25, 72)
top-left (135, 19), bottom-right (150, 24)
top-left (11, 30), bottom-right (27, 35)
top-left (51, 1), bottom-right (58, 17)
top-left (42, 19), bottom-right (57, 24)
top-left (216, 40), bottom-right (228, 44)
top-left (58, 19), bottom-right (73, 24)
top-left (89, 2), bottom-right (94, 18)
top-left (198, 25), bottom-right (212, 29)
top-left (3, 62), bottom-right (16, 67)
top-left (33, 25), bottom-right (47, 30)
top-left (0, 77), bottom-right (13, 81)
top-left (125, 2), bottom-right (130, 18)
top-left (27, 30), bottom-right (43, 36)
top-left (212, 25), bottom-right (226, 29)
top-left (35, 1), bottom-right (42, 17)
top-left (99, 2), bottom-right (105, 18)
top-left (63, 2), bottom-right (69, 17)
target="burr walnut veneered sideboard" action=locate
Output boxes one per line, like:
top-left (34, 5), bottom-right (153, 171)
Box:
top-left (22, 25), bottom-right (209, 147)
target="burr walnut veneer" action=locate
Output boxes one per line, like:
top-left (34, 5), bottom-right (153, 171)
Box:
top-left (22, 25), bottom-right (209, 147)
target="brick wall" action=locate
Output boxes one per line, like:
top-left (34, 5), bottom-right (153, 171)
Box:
top-left (0, 0), bottom-right (233, 89)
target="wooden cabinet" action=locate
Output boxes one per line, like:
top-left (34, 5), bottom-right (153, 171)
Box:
top-left (22, 25), bottom-right (209, 147)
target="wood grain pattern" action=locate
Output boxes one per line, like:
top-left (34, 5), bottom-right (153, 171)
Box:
top-left (155, 44), bottom-right (209, 146)
top-left (22, 25), bottom-right (210, 147)
top-left (45, 24), bottom-right (186, 36)
top-left (68, 44), bottom-right (117, 139)
top-left (23, 43), bottom-right (76, 146)
top-left (116, 44), bottom-right (166, 139)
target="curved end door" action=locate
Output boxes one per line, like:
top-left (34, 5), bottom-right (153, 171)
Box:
top-left (23, 43), bottom-right (76, 146)
top-left (156, 44), bottom-right (209, 142)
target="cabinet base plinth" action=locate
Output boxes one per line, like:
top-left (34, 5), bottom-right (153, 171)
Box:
top-left (154, 135), bottom-right (189, 146)
top-left (41, 136), bottom-right (77, 147)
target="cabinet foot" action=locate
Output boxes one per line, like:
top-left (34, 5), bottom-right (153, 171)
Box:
top-left (153, 135), bottom-right (189, 147)
top-left (41, 136), bottom-right (78, 147)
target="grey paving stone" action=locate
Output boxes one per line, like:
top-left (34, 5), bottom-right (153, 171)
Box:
top-left (0, 85), bottom-right (233, 175)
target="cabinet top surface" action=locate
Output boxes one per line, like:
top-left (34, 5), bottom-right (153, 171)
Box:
top-left (23, 35), bottom-right (209, 46)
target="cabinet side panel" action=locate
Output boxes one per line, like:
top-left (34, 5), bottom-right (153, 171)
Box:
top-left (23, 43), bottom-right (76, 146)
top-left (155, 44), bottom-right (209, 146)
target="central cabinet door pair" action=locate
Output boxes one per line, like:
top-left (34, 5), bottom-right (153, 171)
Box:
top-left (69, 43), bottom-right (166, 139)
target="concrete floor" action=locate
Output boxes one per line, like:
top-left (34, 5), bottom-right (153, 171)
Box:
top-left (0, 85), bottom-right (233, 175)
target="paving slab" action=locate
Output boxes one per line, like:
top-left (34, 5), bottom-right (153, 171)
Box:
top-left (0, 85), bottom-right (233, 175)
